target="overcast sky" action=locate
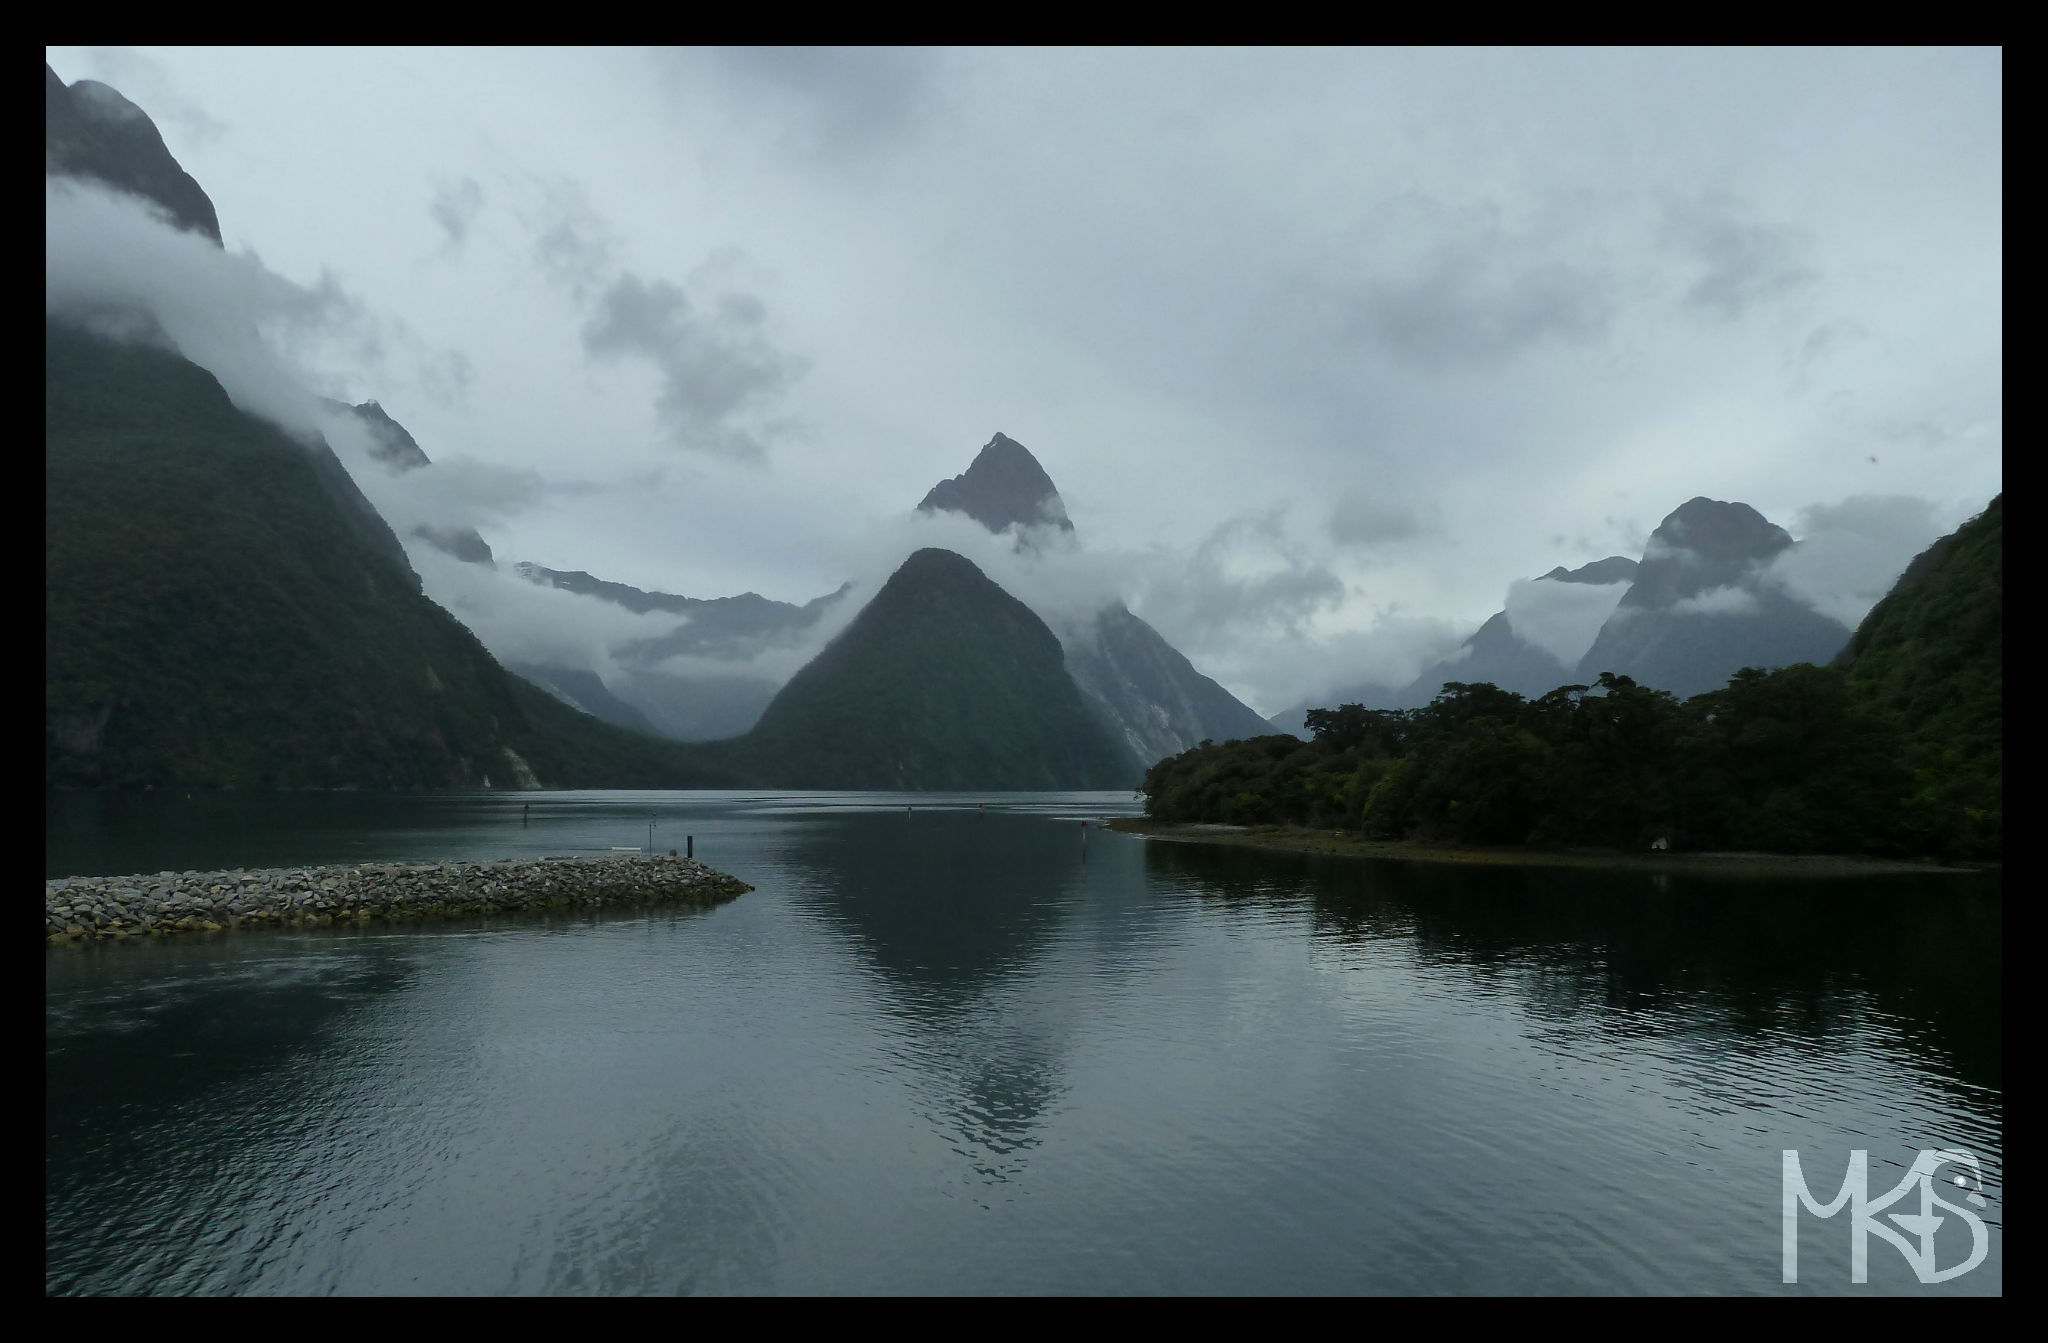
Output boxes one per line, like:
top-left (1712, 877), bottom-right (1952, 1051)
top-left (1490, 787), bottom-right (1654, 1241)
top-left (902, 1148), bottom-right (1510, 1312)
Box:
top-left (46, 46), bottom-right (2001, 716)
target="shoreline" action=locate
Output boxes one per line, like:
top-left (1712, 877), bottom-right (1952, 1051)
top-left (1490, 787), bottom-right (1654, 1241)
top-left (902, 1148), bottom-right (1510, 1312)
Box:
top-left (46, 853), bottom-right (753, 944)
top-left (1103, 819), bottom-right (1991, 878)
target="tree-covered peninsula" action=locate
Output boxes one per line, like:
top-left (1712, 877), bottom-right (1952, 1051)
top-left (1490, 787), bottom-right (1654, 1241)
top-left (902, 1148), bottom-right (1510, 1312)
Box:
top-left (1140, 496), bottom-right (2001, 862)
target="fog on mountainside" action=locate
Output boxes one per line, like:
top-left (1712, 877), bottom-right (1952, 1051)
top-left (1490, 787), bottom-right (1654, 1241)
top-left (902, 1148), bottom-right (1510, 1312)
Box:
top-left (1272, 492), bottom-right (1934, 732)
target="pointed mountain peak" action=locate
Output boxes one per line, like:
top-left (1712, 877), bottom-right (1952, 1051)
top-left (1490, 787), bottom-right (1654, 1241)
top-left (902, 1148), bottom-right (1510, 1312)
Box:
top-left (917, 432), bottom-right (1074, 536)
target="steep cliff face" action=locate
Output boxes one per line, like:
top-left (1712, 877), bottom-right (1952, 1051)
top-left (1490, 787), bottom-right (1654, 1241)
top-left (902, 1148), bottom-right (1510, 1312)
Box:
top-left (1059, 605), bottom-right (1275, 767)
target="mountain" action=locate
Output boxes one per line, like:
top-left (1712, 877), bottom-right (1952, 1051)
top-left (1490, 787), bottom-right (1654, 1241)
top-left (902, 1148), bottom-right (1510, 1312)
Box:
top-left (46, 64), bottom-right (221, 245)
top-left (44, 322), bottom-right (725, 789)
top-left (1835, 494), bottom-right (2001, 855)
top-left (45, 66), bottom-right (733, 790)
top-left (917, 432), bottom-right (1073, 534)
top-left (1572, 497), bottom-right (1851, 697)
top-left (1269, 555), bottom-right (1639, 734)
top-left (732, 549), bottom-right (1133, 789)
top-left (915, 433), bottom-right (1272, 769)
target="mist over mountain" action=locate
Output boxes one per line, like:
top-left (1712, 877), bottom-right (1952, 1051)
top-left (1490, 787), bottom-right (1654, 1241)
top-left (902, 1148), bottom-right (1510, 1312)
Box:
top-left (1570, 497), bottom-right (1851, 697)
top-left (1271, 554), bottom-right (1638, 733)
top-left (914, 433), bottom-right (1272, 769)
top-left (507, 562), bottom-right (847, 740)
top-left (44, 64), bottom-right (736, 790)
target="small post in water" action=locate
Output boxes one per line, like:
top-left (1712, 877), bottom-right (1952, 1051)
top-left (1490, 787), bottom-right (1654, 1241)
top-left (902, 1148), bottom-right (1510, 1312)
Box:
top-left (687, 835), bottom-right (694, 860)
top-left (646, 815), bottom-right (656, 855)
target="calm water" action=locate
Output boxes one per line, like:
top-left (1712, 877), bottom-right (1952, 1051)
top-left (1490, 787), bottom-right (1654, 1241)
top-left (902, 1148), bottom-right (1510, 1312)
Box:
top-left (46, 791), bottom-right (2002, 1295)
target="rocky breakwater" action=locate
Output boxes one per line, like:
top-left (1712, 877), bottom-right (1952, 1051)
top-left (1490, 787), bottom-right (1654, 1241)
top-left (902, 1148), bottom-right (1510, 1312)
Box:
top-left (45, 854), bottom-right (753, 944)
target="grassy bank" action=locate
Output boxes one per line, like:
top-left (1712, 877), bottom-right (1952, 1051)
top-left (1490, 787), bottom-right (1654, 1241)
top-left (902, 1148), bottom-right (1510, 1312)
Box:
top-left (1104, 819), bottom-right (1990, 878)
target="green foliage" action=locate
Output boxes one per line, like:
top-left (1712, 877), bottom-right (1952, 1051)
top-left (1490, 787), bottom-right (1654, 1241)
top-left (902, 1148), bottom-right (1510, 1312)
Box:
top-left (1142, 561), bottom-right (2000, 862)
top-left (1837, 496), bottom-right (2001, 858)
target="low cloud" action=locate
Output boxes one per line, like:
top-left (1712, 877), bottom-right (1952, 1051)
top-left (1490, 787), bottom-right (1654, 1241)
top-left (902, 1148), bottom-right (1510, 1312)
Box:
top-left (1503, 575), bottom-right (1631, 667)
top-left (407, 546), bottom-right (686, 681)
top-left (1765, 494), bottom-right (1947, 629)
top-left (47, 176), bottom-right (471, 429)
top-left (1669, 584), bottom-right (1760, 616)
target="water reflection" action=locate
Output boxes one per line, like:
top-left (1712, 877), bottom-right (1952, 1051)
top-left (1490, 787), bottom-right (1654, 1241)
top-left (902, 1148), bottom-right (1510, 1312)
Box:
top-left (781, 809), bottom-right (1093, 1194)
top-left (46, 796), bottom-right (2000, 1295)
top-left (1142, 843), bottom-right (2002, 1095)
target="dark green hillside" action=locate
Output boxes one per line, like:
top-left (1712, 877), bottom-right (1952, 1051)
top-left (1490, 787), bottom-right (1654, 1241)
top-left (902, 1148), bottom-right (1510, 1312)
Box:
top-left (737, 548), bottom-right (1134, 789)
top-left (45, 322), bottom-right (727, 790)
top-left (1836, 495), bottom-right (2001, 855)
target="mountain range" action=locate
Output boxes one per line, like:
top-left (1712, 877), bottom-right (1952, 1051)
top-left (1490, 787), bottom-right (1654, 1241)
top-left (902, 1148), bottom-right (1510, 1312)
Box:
top-left (1273, 496), bottom-right (1859, 733)
top-left (48, 62), bottom-right (1971, 799)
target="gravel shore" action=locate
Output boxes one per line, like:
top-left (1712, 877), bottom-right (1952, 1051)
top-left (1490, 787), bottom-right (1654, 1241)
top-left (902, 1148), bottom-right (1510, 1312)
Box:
top-left (45, 853), bottom-right (753, 944)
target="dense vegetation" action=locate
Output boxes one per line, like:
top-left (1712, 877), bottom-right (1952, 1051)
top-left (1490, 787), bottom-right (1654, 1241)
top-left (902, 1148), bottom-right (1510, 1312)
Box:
top-left (1836, 494), bottom-right (2001, 856)
top-left (45, 323), bottom-right (735, 791)
top-left (1143, 499), bottom-right (2000, 860)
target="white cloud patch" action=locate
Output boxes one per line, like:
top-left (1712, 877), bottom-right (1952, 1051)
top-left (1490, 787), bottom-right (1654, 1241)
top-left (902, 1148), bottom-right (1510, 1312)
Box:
top-left (47, 177), bottom-right (468, 427)
top-left (1668, 584), bottom-right (1760, 616)
top-left (1765, 493), bottom-right (1948, 629)
top-left (1502, 576), bottom-right (1632, 667)
top-left (407, 546), bottom-right (685, 681)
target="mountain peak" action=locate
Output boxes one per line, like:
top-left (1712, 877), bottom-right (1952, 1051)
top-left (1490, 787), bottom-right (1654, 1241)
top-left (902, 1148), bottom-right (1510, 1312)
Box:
top-left (1651, 497), bottom-right (1790, 564)
top-left (46, 62), bottom-right (222, 246)
top-left (917, 433), bottom-right (1074, 536)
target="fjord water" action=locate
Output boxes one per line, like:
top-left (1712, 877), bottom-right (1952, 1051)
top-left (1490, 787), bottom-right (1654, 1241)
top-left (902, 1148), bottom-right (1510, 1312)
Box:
top-left (46, 792), bottom-right (2001, 1295)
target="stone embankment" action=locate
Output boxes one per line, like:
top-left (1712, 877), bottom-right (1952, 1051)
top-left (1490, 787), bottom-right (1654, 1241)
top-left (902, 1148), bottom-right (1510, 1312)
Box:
top-left (46, 854), bottom-right (753, 944)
